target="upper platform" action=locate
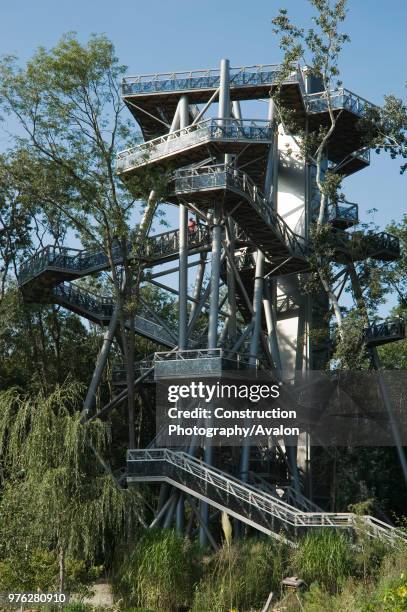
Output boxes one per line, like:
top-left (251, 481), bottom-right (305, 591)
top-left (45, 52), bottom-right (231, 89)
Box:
top-left (117, 118), bottom-right (273, 182)
top-left (122, 64), bottom-right (305, 140)
top-left (120, 62), bottom-right (374, 170)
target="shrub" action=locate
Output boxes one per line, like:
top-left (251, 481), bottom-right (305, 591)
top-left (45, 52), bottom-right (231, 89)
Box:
top-left (290, 530), bottom-right (354, 593)
top-left (192, 537), bottom-right (289, 612)
top-left (113, 529), bottom-right (199, 611)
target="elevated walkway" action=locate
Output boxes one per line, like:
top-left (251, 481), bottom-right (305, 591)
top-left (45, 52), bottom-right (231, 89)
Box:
top-left (364, 318), bottom-right (405, 348)
top-left (116, 118), bottom-right (273, 183)
top-left (53, 282), bottom-right (176, 347)
top-left (127, 448), bottom-right (407, 545)
top-left (328, 201), bottom-right (359, 229)
top-left (121, 64), bottom-right (305, 140)
top-left (17, 226), bottom-right (213, 300)
top-left (333, 230), bottom-right (400, 263)
top-left (306, 88), bottom-right (373, 165)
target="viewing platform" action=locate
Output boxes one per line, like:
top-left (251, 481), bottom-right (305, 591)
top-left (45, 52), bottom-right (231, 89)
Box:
top-left (328, 201), bottom-right (359, 229)
top-left (153, 348), bottom-right (260, 379)
top-left (116, 118), bottom-right (273, 181)
top-left (120, 63), bottom-right (374, 168)
top-left (328, 148), bottom-right (370, 177)
top-left (364, 318), bottom-right (405, 348)
top-left (306, 88), bottom-right (374, 163)
top-left (121, 64), bottom-right (305, 139)
top-left (333, 230), bottom-right (400, 263)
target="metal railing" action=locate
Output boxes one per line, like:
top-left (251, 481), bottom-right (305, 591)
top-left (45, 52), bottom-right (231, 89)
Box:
top-left (306, 88), bottom-right (374, 116)
top-left (362, 231), bottom-right (400, 257)
top-left (116, 118), bottom-right (273, 173)
top-left (333, 230), bottom-right (400, 260)
top-left (53, 282), bottom-right (177, 346)
top-left (364, 317), bottom-right (405, 346)
top-left (127, 449), bottom-right (407, 543)
top-left (54, 282), bottom-right (114, 318)
top-left (174, 164), bottom-right (307, 259)
top-left (144, 224), bottom-right (210, 259)
top-left (328, 201), bottom-right (359, 225)
top-left (18, 226), bottom-right (213, 287)
top-left (154, 347), bottom-right (257, 369)
top-left (112, 360), bottom-right (155, 384)
top-left (122, 63), bottom-right (302, 96)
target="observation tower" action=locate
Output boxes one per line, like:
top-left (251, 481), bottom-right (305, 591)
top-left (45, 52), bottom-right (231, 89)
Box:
top-left (18, 60), bottom-right (406, 547)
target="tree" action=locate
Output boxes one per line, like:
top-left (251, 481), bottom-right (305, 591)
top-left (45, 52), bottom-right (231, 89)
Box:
top-left (360, 92), bottom-right (407, 174)
top-left (0, 34), bottom-right (168, 441)
top-left (0, 383), bottom-right (143, 591)
top-left (271, 0), bottom-right (406, 370)
top-left (272, 0), bottom-right (350, 331)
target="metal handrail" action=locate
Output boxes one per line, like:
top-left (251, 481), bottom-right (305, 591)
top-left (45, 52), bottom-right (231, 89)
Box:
top-left (328, 201), bottom-right (359, 223)
top-left (127, 449), bottom-right (406, 542)
top-left (174, 164), bottom-right (307, 259)
top-left (116, 118), bottom-right (273, 173)
top-left (154, 347), bottom-right (254, 366)
top-left (364, 317), bottom-right (405, 341)
top-left (123, 63), bottom-right (291, 82)
top-left (18, 226), bottom-right (213, 287)
top-left (306, 87), bottom-right (375, 116)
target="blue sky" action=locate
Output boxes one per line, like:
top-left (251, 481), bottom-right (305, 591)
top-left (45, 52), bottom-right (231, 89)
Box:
top-left (0, 0), bottom-right (404, 292)
top-left (0, 0), bottom-right (405, 232)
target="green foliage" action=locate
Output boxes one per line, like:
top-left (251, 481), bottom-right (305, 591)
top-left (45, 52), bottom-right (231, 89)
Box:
top-left (331, 310), bottom-right (369, 370)
top-left (0, 384), bottom-right (142, 589)
top-left (113, 529), bottom-right (199, 611)
top-left (0, 548), bottom-right (102, 595)
top-left (360, 94), bottom-right (407, 174)
top-left (0, 287), bottom-right (96, 391)
top-left (192, 538), bottom-right (288, 612)
top-left (290, 530), bottom-right (354, 593)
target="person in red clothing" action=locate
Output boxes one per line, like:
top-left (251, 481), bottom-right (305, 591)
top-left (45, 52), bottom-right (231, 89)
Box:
top-left (188, 217), bottom-right (197, 233)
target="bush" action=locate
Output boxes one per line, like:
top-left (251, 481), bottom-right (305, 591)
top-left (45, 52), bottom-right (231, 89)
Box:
top-left (0, 549), bottom-right (57, 591)
top-left (290, 530), bottom-right (354, 593)
top-left (192, 537), bottom-right (289, 612)
top-left (113, 529), bottom-right (199, 611)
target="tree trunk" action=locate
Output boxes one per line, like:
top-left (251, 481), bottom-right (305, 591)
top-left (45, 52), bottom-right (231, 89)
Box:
top-left (58, 545), bottom-right (65, 593)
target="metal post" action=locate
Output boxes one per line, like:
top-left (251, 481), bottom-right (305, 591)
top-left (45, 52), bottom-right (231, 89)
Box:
top-left (178, 95), bottom-right (189, 350)
top-left (176, 94), bottom-right (190, 533)
top-left (239, 249), bottom-right (264, 487)
top-left (207, 215), bottom-right (222, 350)
top-left (226, 220), bottom-right (237, 342)
top-left (200, 58), bottom-right (230, 547)
top-left (188, 253), bottom-right (206, 324)
top-left (218, 58), bottom-right (230, 126)
top-left (82, 302), bottom-right (120, 419)
top-left (239, 97), bottom-right (275, 484)
top-left (263, 281), bottom-right (283, 374)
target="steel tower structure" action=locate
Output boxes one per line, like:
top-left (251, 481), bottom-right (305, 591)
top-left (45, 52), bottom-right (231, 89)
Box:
top-left (18, 60), bottom-right (406, 547)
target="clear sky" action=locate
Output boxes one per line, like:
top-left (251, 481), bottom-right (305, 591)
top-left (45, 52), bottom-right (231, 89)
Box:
top-left (0, 0), bottom-right (405, 232)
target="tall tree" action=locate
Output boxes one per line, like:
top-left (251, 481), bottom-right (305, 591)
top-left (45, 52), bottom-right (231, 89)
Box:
top-left (0, 34), bottom-right (167, 439)
top-left (271, 0), bottom-right (406, 366)
top-left (0, 384), bottom-right (143, 591)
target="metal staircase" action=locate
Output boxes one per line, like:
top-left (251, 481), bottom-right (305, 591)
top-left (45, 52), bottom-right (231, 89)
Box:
top-left (127, 448), bottom-right (407, 545)
top-left (18, 225), bottom-right (213, 299)
top-left (53, 282), bottom-right (177, 347)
